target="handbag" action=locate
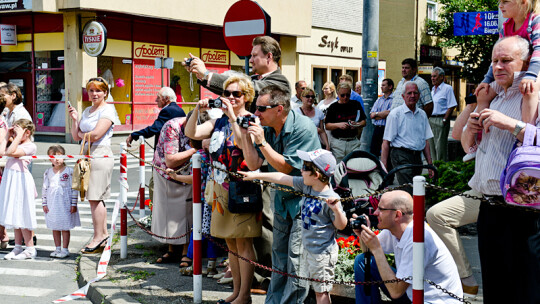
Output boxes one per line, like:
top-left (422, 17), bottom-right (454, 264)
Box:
top-left (227, 151), bottom-right (263, 213)
top-left (72, 132), bottom-right (92, 201)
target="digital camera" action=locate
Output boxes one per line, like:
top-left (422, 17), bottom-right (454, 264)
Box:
top-left (236, 116), bottom-right (257, 128)
top-left (184, 58), bottom-right (193, 67)
top-left (350, 215), bottom-right (368, 230)
top-left (208, 97), bottom-right (223, 109)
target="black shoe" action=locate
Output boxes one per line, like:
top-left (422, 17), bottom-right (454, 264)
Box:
top-left (7, 235), bottom-right (36, 246)
top-left (81, 237), bottom-right (108, 254)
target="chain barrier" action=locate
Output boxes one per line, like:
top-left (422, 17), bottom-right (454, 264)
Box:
top-left (144, 139), bottom-right (155, 150)
top-left (125, 149), bottom-right (190, 174)
top-left (425, 279), bottom-right (471, 304)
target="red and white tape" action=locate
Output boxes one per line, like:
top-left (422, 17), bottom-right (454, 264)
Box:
top-left (52, 199), bottom-right (121, 303)
top-left (0, 155), bottom-right (117, 160)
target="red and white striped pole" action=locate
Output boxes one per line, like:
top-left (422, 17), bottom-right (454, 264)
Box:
top-left (412, 176), bottom-right (425, 304)
top-left (120, 143), bottom-right (128, 259)
top-left (192, 153), bottom-right (202, 303)
top-left (139, 136), bottom-right (146, 219)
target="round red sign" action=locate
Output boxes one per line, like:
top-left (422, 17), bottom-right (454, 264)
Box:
top-left (223, 0), bottom-right (271, 57)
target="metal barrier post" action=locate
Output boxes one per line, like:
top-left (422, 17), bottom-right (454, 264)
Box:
top-left (139, 136), bottom-right (146, 219)
top-left (120, 143), bottom-right (128, 259)
top-left (412, 176), bottom-right (425, 304)
top-left (192, 153), bottom-right (202, 303)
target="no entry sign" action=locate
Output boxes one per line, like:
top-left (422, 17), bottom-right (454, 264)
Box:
top-left (223, 0), bottom-right (271, 57)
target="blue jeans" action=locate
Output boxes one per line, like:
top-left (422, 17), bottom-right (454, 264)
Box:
top-left (265, 212), bottom-right (308, 304)
top-left (354, 253), bottom-right (411, 304)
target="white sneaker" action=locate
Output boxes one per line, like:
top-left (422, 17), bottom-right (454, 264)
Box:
top-left (4, 247), bottom-right (23, 260)
top-left (12, 248), bottom-right (37, 260)
top-left (57, 250), bottom-right (69, 259)
top-left (50, 249), bottom-right (61, 258)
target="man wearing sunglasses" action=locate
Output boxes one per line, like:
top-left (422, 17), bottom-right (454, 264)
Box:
top-left (241, 85), bottom-right (321, 304)
top-left (325, 82), bottom-right (367, 163)
top-left (352, 190), bottom-right (462, 303)
top-left (184, 36), bottom-right (291, 113)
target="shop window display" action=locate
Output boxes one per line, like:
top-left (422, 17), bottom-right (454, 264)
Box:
top-left (35, 51), bottom-right (65, 128)
top-left (97, 56), bottom-right (132, 126)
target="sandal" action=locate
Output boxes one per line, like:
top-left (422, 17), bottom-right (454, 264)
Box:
top-left (156, 251), bottom-right (181, 264)
top-left (179, 255), bottom-right (192, 268)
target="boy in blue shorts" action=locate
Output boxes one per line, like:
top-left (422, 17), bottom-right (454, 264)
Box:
top-left (240, 149), bottom-right (347, 304)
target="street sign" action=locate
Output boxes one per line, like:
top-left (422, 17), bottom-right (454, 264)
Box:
top-left (454, 11), bottom-right (499, 36)
top-left (223, 0), bottom-right (271, 57)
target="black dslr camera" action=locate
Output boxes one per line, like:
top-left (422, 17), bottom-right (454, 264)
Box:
top-left (184, 58), bottom-right (193, 67)
top-left (208, 97), bottom-right (223, 108)
top-left (236, 116), bottom-right (257, 128)
top-left (350, 215), bottom-right (368, 230)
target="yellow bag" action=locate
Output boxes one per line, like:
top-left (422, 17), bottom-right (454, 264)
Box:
top-left (72, 133), bottom-right (92, 201)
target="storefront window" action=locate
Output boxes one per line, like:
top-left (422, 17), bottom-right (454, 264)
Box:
top-left (346, 69), bottom-right (359, 85)
top-left (312, 67), bottom-right (327, 101)
top-left (34, 51), bottom-right (65, 130)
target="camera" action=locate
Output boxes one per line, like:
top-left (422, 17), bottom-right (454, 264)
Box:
top-left (236, 116), bottom-right (257, 128)
top-left (208, 97), bottom-right (223, 109)
top-left (350, 215), bottom-right (368, 230)
top-left (184, 58), bottom-right (193, 67)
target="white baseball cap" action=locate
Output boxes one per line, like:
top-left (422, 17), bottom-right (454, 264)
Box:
top-left (297, 149), bottom-right (337, 177)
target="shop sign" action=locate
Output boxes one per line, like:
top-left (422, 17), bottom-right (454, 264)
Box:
top-left (296, 28), bottom-right (361, 58)
top-left (82, 21), bottom-right (107, 57)
top-left (0, 0), bottom-right (31, 11)
top-left (0, 24), bottom-right (16, 46)
top-left (133, 42), bottom-right (166, 59)
top-left (420, 45), bottom-right (442, 64)
top-left (318, 35), bottom-right (354, 54)
top-left (201, 49), bottom-right (229, 66)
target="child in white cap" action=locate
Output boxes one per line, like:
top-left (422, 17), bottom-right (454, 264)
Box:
top-left (240, 148), bottom-right (347, 304)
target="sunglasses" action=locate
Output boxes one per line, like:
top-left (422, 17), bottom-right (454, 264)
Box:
top-left (223, 90), bottom-right (243, 98)
top-left (88, 77), bottom-right (105, 83)
top-left (302, 163), bottom-right (314, 172)
top-left (304, 95), bottom-right (316, 99)
top-left (256, 104), bottom-right (280, 112)
top-left (340, 93), bottom-right (351, 98)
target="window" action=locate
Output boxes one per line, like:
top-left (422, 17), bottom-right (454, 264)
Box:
top-left (97, 56), bottom-right (132, 130)
top-left (34, 50), bottom-right (65, 131)
top-left (427, 1), bottom-right (438, 21)
top-left (312, 67), bottom-right (327, 101)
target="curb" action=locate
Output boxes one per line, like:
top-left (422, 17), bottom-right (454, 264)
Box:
top-left (78, 254), bottom-right (140, 304)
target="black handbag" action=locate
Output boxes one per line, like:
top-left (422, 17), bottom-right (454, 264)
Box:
top-left (227, 151), bottom-right (263, 213)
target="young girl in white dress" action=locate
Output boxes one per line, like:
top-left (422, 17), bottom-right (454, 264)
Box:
top-left (42, 145), bottom-right (81, 258)
top-left (0, 119), bottom-right (38, 260)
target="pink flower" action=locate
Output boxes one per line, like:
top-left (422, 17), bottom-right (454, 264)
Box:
top-left (116, 78), bottom-right (125, 87)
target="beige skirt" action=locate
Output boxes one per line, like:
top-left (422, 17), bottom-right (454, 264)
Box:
top-left (209, 181), bottom-right (262, 239)
top-left (151, 171), bottom-right (193, 245)
top-left (86, 145), bottom-right (114, 201)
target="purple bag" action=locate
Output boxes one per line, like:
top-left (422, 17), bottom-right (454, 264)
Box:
top-left (500, 124), bottom-right (540, 209)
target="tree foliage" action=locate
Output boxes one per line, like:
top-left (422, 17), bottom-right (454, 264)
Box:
top-left (426, 0), bottom-right (499, 83)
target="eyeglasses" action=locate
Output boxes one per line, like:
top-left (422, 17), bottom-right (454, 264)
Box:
top-left (256, 104), bottom-right (280, 112)
top-left (223, 90), bottom-right (244, 98)
top-left (300, 87), bottom-right (307, 90)
top-left (377, 206), bottom-right (398, 212)
top-left (340, 93), bottom-right (351, 98)
top-left (304, 95), bottom-right (316, 99)
top-left (88, 77), bottom-right (105, 83)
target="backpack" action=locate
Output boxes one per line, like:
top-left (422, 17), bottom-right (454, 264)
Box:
top-left (500, 124), bottom-right (540, 209)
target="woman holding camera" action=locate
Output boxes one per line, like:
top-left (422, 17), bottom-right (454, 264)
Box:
top-left (185, 73), bottom-right (262, 304)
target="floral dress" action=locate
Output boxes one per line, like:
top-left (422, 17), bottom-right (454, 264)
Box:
top-left (208, 116), bottom-right (262, 239)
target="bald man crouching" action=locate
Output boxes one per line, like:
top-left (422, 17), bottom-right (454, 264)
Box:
top-left (352, 190), bottom-right (462, 304)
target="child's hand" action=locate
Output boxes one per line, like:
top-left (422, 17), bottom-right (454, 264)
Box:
top-left (43, 205), bottom-right (49, 213)
top-left (520, 78), bottom-right (535, 94)
top-left (474, 83), bottom-right (490, 96)
top-left (326, 198), bottom-right (341, 211)
top-left (70, 206), bottom-right (77, 214)
top-left (12, 125), bottom-right (24, 138)
top-left (237, 171), bottom-right (255, 181)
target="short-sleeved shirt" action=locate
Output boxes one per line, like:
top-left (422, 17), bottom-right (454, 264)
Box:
top-left (350, 90), bottom-right (365, 111)
top-left (378, 222), bottom-right (462, 303)
top-left (256, 110), bottom-right (321, 218)
top-left (5, 104), bottom-right (32, 127)
top-left (79, 105), bottom-right (115, 146)
top-left (431, 82), bottom-right (457, 116)
top-left (370, 94), bottom-right (394, 126)
top-left (391, 75), bottom-right (433, 110)
top-left (5, 141), bottom-right (36, 172)
top-left (294, 107), bottom-right (325, 128)
top-left (153, 117), bottom-right (191, 182)
top-left (293, 176), bottom-right (342, 254)
top-left (325, 101), bottom-right (367, 139)
top-left (383, 103), bottom-right (433, 151)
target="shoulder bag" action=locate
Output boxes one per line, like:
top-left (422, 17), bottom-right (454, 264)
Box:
top-left (72, 132), bottom-right (92, 201)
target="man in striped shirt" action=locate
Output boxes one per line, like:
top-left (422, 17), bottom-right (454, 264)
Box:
top-left (369, 78), bottom-right (394, 156)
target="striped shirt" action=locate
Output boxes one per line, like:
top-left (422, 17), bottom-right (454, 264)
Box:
top-left (468, 73), bottom-right (525, 195)
top-left (370, 94), bottom-right (394, 126)
top-left (391, 75), bottom-right (433, 110)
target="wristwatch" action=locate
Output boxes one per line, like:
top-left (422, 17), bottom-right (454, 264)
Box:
top-left (257, 140), bottom-right (267, 148)
top-left (512, 121), bottom-right (526, 136)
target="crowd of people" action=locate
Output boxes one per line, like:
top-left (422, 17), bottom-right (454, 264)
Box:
top-left (0, 17), bottom-right (540, 303)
